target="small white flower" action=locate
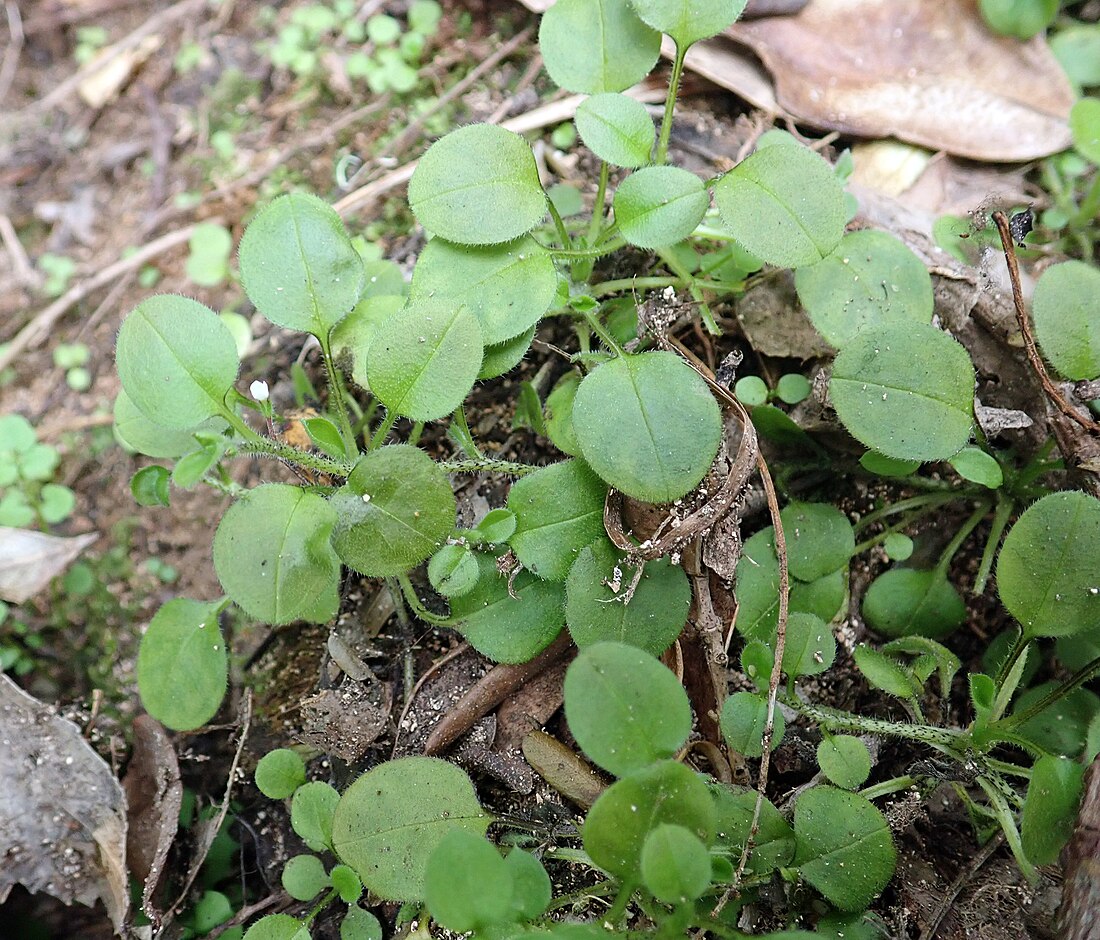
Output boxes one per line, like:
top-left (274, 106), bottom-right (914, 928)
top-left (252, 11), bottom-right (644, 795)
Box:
top-left (249, 380), bottom-right (269, 402)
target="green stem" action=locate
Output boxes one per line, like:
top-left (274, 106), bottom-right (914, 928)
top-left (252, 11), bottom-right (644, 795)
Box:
top-left (655, 43), bottom-right (688, 164)
top-left (785, 697), bottom-right (967, 750)
top-left (977, 776), bottom-right (1036, 883)
top-left (547, 198), bottom-right (573, 250)
top-left (859, 775), bottom-right (917, 801)
top-left (319, 334), bottom-right (358, 456)
top-left (854, 491), bottom-right (961, 534)
top-left (550, 237), bottom-right (627, 259)
top-left (851, 508), bottom-right (925, 555)
top-left (996, 652), bottom-right (1100, 731)
top-left (449, 405), bottom-right (482, 459)
top-left (604, 880), bottom-right (637, 927)
top-left (408, 421), bottom-right (425, 447)
top-left (440, 457), bottom-right (541, 476)
top-left (369, 409), bottom-right (397, 450)
top-left (590, 275), bottom-right (730, 297)
top-left (1072, 171), bottom-right (1100, 227)
top-left (656, 247), bottom-right (719, 334)
top-left (397, 574), bottom-right (453, 626)
top-left (586, 160), bottom-right (610, 247)
top-left (933, 499), bottom-right (991, 579)
top-left (973, 494), bottom-right (1014, 595)
top-left (582, 309), bottom-right (625, 357)
top-left (236, 440), bottom-right (352, 477)
top-left (993, 629), bottom-right (1028, 690)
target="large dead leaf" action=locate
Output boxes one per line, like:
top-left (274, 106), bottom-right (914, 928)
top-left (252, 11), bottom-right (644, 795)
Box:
top-left (0, 527), bottom-right (97, 604)
top-left (728, 0), bottom-right (1074, 160)
top-left (0, 674), bottom-right (128, 931)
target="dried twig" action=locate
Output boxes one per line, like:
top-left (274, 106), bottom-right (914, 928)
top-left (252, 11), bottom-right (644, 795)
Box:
top-left (0, 1), bottom-right (24, 106)
top-left (0, 221), bottom-right (212, 372)
top-left (0, 211), bottom-right (39, 289)
top-left (991, 210), bottom-right (1100, 435)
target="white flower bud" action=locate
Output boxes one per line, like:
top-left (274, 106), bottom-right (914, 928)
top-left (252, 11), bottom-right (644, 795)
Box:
top-left (249, 380), bottom-right (269, 402)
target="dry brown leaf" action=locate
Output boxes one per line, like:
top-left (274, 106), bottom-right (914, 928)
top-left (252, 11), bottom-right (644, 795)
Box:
top-left (0, 527), bottom-right (97, 604)
top-left (77, 34), bottom-right (161, 109)
top-left (728, 0), bottom-right (1073, 160)
top-left (0, 674), bottom-right (129, 931)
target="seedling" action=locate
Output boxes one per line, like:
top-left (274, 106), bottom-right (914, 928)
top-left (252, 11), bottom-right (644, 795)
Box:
top-left (112, 0), bottom-right (1100, 930)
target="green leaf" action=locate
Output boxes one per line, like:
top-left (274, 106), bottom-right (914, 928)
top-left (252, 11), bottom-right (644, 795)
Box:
top-left (171, 437), bottom-right (224, 489)
top-left (776, 372), bottom-right (811, 405)
top-left (282, 854), bottom-right (329, 901)
top-left (0, 414), bottom-right (35, 452)
top-left (408, 125), bottom-right (546, 245)
top-left (469, 508), bottom-right (517, 545)
top-left (360, 258), bottom-right (407, 298)
top-left (505, 849), bottom-right (551, 921)
top-left (213, 484), bottom-right (340, 625)
top-left (1013, 683), bottom-right (1100, 758)
top-left (1032, 260), bottom-right (1100, 381)
top-left (852, 645), bottom-right (914, 700)
top-left (116, 294), bottom-right (239, 428)
top-left (948, 445), bottom-right (1004, 488)
top-left (238, 193), bottom-right (364, 338)
top-left (565, 539), bottom-right (690, 655)
top-left (330, 865), bottom-right (362, 904)
top-left (137, 599), bottom-right (227, 730)
top-left (735, 375), bottom-right (768, 407)
top-left (997, 491), bottom-right (1100, 640)
top-left (1051, 26), bottom-right (1100, 88)
top-left (114, 389), bottom-right (225, 459)
top-left (613, 166), bottom-right (709, 248)
top-left (829, 321), bottom-right (974, 462)
top-left (292, 781), bottom-right (340, 851)
top-left (793, 787), bottom-right (895, 911)
top-left (427, 543), bottom-right (479, 598)
top-left (980, 0), bottom-right (1058, 39)
top-left (640, 824), bottom-right (712, 904)
top-left (38, 483), bottom-right (75, 524)
top-left (583, 760), bottom-right (715, 881)
top-left (409, 236), bottom-right (557, 346)
top-left (881, 636), bottom-right (961, 699)
top-left (720, 691), bottom-right (784, 757)
top-left (715, 134), bottom-right (846, 268)
top-left (425, 830), bottom-right (513, 931)
top-left (564, 641), bottom-right (692, 777)
top-left (710, 784), bottom-right (794, 875)
top-left (538, 0), bottom-right (661, 94)
top-left (449, 553), bottom-right (565, 663)
top-left (794, 230), bottom-right (934, 349)
top-left (862, 568), bottom-right (967, 640)
top-left (573, 351), bottom-right (722, 503)
top-left (859, 451), bottom-right (920, 478)
top-left (131, 466), bottom-right (171, 508)
top-left (331, 757), bottom-right (491, 901)
top-left (545, 370), bottom-right (582, 456)
top-left (781, 611), bottom-right (836, 677)
top-left (817, 736), bottom-right (872, 790)
top-left (629, 0), bottom-right (747, 48)
top-left (243, 914), bottom-right (310, 940)
top-left (330, 295), bottom-right (405, 390)
top-left (255, 748), bottom-right (307, 799)
top-left (303, 416), bottom-right (347, 459)
top-left (340, 907), bottom-right (381, 940)
top-left (330, 445), bottom-right (457, 577)
top-left (366, 299), bottom-right (483, 421)
top-left (186, 221), bottom-right (233, 288)
top-left (508, 459), bottom-right (607, 581)
top-left (780, 501), bottom-right (854, 582)
top-left (883, 532), bottom-right (913, 561)
top-left (574, 93), bottom-right (655, 168)
top-left (1021, 756), bottom-right (1084, 866)
top-left (479, 327), bottom-right (535, 380)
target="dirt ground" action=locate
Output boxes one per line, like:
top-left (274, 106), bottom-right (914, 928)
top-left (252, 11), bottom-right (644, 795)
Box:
top-left (0, 1), bottom-right (1090, 938)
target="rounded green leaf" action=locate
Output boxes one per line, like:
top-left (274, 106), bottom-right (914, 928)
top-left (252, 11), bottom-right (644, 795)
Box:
top-left (859, 451), bottom-right (920, 478)
top-left (213, 484), bottom-right (340, 626)
top-left (735, 375), bottom-right (768, 406)
top-left (292, 781), bottom-right (339, 851)
top-left (449, 553), bottom-right (565, 663)
top-left (116, 294), bottom-right (239, 428)
top-left (782, 612), bottom-right (836, 677)
top-left (710, 785), bottom-right (794, 875)
top-left (330, 865), bottom-right (362, 904)
top-left (794, 230), bottom-right (933, 348)
top-left (573, 351), bottom-right (722, 503)
top-left (505, 849), bottom-right (551, 921)
top-left (574, 93), bottom-right (655, 168)
top-left (539, 0), bottom-right (661, 94)
top-left (0, 414), bottom-right (35, 452)
top-left (331, 295), bottom-right (405, 389)
top-left (816, 736), bottom-right (872, 790)
top-left (38, 484), bottom-right (76, 524)
top-left (409, 236), bottom-right (557, 346)
top-left (630, 0), bottom-right (747, 48)
top-left (1021, 755), bottom-right (1084, 866)
top-left (480, 327), bottom-right (536, 380)
top-left (341, 907), bottom-right (381, 940)
top-left (980, 0), bottom-right (1058, 39)
top-left (131, 466), bottom-right (171, 508)
top-left (583, 760), bottom-right (715, 880)
top-left (330, 445), bottom-right (457, 577)
top-left (1013, 682), bottom-right (1099, 758)
top-left (829, 321), bottom-right (975, 462)
top-left (425, 830), bottom-right (513, 931)
top-left (613, 166), bottom-right (709, 249)
top-left (545, 370), bottom-right (582, 456)
top-left (715, 134), bottom-right (846, 268)
top-left (508, 459), bottom-right (608, 581)
top-left (282, 854), bottom-right (329, 902)
top-left (780, 501), bottom-right (854, 582)
top-left (238, 193), bottom-right (364, 337)
top-left (331, 757), bottom-right (491, 902)
top-left (243, 914), bottom-right (309, 940)
top-left (469, 508), bottom-right (517, 545)
top-left (408, 125), bottom-right (546, 245)
top-left (948, 445), bottom-right (1003, 488)
top-left (793, 787), bottom-right (896, 911)
top-left (1032, 260), bottom-right (1100, 381)
top-left (113, 388), bottom-right (226, 459)
top-left (862, 568), bottom-right (966, 639)
top-left (1071, 97), bottom-right (1100, 164)
top-left (566, 539), bottom-right (690, 655)
top-left (997, 491), bottom-right (1100, 639)
top-left (137, 598), bottom-right (227, 731)
top-left (640, 824), bottom-right (712, 904)
top-left (852, 645), bottom-right (914, 700)
top-left (255, 748), bottom-right (307, 799)
top-left (366, 299), bottom-right (483, 421)
top-left (776, 373), bottom-right (812, 405)
top-left (720, 691), bottom-right (784, 757)
top-left (427, 543), bottom-right (479, 598)
top-left (564, 641), bottom-right (692, 777)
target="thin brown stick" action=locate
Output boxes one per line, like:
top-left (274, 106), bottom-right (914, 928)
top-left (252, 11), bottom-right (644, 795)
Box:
top-left (0, 221), bottom-right (211, 372)
top-left (991, 210), bottom-right (1100, 435)
top-left (0, 1), bottom-right (24, 106)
